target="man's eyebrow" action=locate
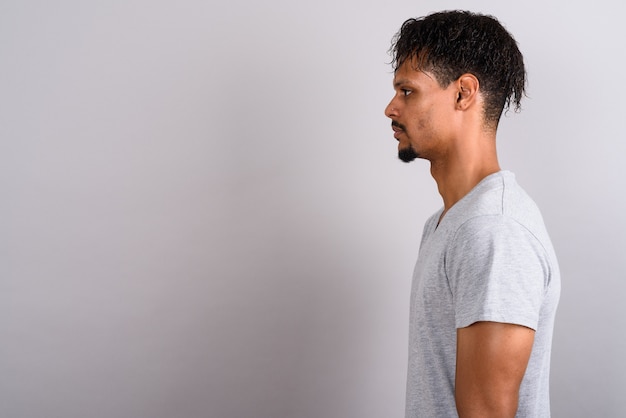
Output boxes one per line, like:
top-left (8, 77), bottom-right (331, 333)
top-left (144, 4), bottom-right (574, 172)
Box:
top-left (393, 79), bottom-right (411, 88)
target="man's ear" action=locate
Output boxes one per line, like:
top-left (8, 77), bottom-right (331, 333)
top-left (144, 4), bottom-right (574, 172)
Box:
top-left (456, 74), bottom-right (480, 110)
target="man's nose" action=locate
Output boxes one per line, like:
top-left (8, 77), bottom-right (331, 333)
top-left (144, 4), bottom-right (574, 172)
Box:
top-left (385, 98), bottom-right (397, 118)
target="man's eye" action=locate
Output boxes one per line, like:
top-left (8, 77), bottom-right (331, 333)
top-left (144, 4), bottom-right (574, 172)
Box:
top-left (402, 89), bottom-right (412, 96)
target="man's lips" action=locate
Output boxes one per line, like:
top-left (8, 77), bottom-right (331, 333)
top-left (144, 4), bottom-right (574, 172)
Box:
top-left (391, 121), bottom-right (405, 140)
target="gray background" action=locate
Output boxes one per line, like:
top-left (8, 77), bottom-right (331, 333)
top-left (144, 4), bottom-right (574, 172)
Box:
top-left (1, 0), bottom-right (624, 417)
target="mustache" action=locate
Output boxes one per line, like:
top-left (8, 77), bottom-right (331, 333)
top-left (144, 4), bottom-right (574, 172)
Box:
top-left (392, 121), bottom-right (406, 131)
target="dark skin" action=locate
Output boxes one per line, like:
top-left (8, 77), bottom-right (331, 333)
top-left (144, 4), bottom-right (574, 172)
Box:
top-left (385, 58), bottom-right (534, 417)
top-left (456, 322), bottom-right (535, 417)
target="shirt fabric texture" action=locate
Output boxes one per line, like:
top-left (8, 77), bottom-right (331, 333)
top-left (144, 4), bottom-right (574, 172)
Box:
top-left (405, 171), bottom-right (561, 418)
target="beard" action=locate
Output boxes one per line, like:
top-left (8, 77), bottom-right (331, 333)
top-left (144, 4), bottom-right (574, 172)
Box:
top-left (398, 145), bottom-right (419, 163)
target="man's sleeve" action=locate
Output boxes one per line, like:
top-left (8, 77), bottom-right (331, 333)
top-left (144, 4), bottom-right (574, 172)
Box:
top-left (446, 215), bottom-right (551, 330)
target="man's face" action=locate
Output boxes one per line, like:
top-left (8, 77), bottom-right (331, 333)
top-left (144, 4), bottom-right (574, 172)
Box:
top-left (384, 59), bottom-right (458, 163)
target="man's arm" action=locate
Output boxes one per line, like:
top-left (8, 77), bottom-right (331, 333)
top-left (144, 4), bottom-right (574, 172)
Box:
top-left (455, 321), bottom-right (535, 418)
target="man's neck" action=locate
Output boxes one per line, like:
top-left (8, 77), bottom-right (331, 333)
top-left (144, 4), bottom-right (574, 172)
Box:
top-left (429, 134), bottom-right (501, 214)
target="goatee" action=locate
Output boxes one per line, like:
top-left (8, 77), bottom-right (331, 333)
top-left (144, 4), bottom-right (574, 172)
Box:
top-left (398, 146), bottom-right (419, 163)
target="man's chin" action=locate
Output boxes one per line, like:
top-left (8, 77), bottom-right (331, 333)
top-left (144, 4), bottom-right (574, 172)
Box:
top-left (398, 147), bottom-right (419, 163)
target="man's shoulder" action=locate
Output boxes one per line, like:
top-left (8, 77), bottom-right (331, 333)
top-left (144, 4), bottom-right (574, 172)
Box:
top-left (450, 171), bottom-right (542, 228)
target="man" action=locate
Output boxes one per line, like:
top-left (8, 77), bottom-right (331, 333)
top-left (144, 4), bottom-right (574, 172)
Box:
top-left (384, 11), bottom-right (560, 418)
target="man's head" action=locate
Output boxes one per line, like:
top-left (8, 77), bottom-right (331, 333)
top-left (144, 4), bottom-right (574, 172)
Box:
top-left (389, 10), bottom-right (526, 128)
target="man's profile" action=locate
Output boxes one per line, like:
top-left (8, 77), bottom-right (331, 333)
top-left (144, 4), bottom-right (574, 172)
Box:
top-left (385, 10), bottom-right (560, 418)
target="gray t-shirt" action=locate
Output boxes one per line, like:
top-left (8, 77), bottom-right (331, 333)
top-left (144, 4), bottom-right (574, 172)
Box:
top-left (405, 171), bottom-right (561, 418)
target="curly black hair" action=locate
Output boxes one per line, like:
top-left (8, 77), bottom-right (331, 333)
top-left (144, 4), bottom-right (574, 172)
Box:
top-left (389, 10), bottom-right (526, 127)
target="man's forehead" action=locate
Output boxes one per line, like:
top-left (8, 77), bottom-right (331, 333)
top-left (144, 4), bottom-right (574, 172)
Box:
top-left (393, 62), bottom-right (416, 84)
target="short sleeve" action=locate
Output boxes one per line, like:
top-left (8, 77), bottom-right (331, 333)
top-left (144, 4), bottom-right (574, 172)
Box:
top-left (446, 215), bottom-right (550, 330)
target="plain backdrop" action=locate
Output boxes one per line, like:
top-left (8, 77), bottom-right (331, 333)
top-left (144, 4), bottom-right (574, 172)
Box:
top-left (2, 0), bottom-right (625, 417)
